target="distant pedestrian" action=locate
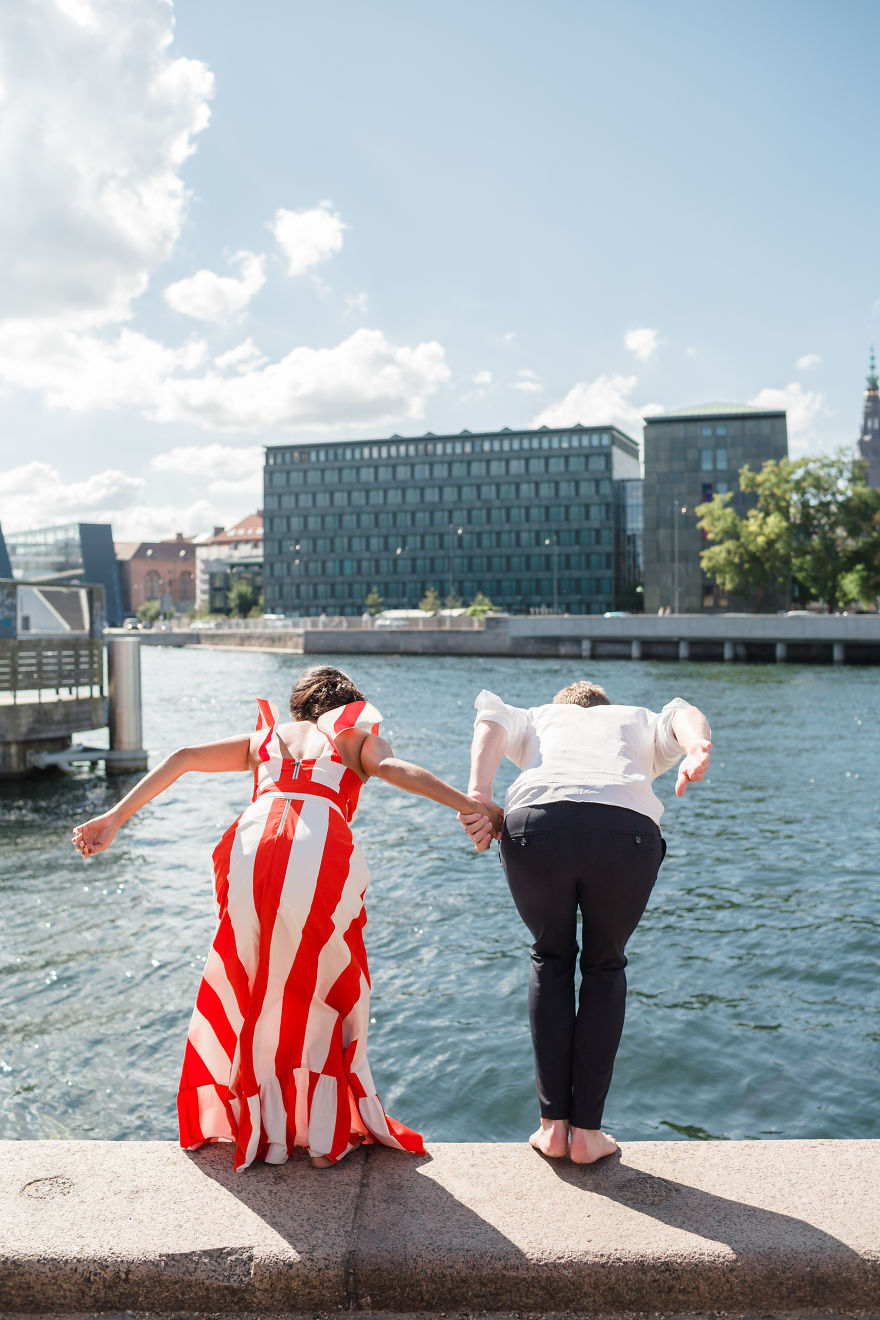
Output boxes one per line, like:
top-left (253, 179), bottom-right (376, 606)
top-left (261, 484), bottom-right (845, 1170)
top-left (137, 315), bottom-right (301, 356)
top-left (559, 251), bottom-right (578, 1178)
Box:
top-left (458, 681), bottom-right (711, 1164)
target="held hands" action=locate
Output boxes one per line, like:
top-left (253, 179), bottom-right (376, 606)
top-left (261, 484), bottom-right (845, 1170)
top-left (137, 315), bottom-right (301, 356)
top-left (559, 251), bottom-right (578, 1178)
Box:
top-left (457, 790), bottom-right (504, 853)
top-left (71, 813), bottom-right (118, 858)
top-left (675, 739), bottom-right (711, 797)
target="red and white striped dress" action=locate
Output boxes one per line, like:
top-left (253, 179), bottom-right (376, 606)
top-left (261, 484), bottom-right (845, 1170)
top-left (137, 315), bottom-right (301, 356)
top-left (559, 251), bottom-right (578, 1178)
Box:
top-left (177, 699), bottom-right (426, 1169)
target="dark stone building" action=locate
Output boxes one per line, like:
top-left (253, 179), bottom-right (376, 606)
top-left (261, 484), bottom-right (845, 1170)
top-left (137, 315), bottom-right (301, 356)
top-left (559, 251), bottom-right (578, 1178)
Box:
top-left (857, 350), bottom-right (880, 488)
top-left (642, 404), bottom-right (789, 615)
top-left (263, 425), bottom-right (642, 616)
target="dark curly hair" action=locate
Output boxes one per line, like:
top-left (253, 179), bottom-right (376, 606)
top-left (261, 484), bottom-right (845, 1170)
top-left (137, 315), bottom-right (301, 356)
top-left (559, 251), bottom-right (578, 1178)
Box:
top-left (289, 665), bottom-right (366, 723)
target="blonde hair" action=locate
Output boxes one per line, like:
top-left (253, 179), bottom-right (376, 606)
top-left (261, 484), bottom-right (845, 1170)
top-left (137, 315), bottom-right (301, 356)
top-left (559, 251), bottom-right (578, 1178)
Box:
top-left (552, 680), bottom-right (610, 709)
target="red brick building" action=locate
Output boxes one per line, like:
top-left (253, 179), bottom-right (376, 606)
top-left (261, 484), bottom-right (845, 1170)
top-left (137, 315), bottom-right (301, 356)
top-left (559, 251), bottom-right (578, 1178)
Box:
top-left (115, 533), bottom-right (196, 615)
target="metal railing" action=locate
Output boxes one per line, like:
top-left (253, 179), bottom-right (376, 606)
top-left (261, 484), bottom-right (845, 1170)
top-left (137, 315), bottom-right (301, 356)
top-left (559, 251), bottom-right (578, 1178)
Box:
top-left (0, 636), bottom-right (104, 703)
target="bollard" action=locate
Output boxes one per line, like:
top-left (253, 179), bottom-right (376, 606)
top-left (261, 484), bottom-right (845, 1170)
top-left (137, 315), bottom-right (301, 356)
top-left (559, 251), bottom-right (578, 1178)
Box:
top-left (581, 639), bottom-right (592, 659)
top-left (678, 640), bottom-right (689, 661)
top-left (775, 642), bottom-right (787, 663)
top-left (833, 642), bottom-right (845, 665)
top-left (723, 641), bottom-right (735, 662)
top-left (107, 637), bottom-right (148, 774)
top-left (630, 640), bottom-right (642, 660)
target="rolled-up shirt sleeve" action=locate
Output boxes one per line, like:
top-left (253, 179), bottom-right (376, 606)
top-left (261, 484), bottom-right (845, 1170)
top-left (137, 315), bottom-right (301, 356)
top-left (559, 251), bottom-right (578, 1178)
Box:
top-left (474, 689), bottom-right (534, 767)
top-left (651, 697), bottom-right (691, 776)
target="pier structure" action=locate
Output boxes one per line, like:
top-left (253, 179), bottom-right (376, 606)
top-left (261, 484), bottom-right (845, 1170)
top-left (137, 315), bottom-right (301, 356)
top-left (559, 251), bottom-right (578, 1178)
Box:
top-left (2, 1138), bottom-right (876, 1315)
top-left (0, 579), bottom-right (146, 776)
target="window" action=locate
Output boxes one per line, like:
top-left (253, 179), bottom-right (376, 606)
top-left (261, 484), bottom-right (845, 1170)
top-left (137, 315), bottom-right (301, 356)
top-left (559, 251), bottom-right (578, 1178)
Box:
top-left (368, 489), bottom-right (384, 505)
top-left (701, 425), bottom-right (713, 437)
top-left (715, 425), bottom-right (727, 437)
top-left (538, 481), bottom-right (555, 497)
top-left (499, 483), bottom-right (516, 499)
top-left (528, 457), bottom-right (546, 474)
top-left (715, 448), bottom-right (728, 470)
top-left (489, 459), bottom-right (506, 475)
top-left (701, 448), bottom-right (713, 471)
top-left (548, 456), bottom-right (566, 473)
top-left (470, 460), bottom-right (487, 477)
top-left (716, 481), bottom-right (729, 495)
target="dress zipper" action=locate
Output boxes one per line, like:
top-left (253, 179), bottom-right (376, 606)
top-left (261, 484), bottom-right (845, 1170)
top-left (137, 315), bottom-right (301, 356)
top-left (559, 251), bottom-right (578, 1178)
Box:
top-left (275, 760), bottom-right (301, 835)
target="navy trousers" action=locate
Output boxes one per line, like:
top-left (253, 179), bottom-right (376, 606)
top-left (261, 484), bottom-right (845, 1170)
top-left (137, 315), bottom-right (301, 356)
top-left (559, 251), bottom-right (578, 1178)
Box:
top-left (500, 800), bottom-right (664, 1129)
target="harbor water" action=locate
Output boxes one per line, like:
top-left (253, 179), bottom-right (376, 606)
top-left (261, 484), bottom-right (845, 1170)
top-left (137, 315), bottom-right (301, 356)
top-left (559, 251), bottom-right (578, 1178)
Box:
top-left (1, 647), bottom-right (877, 1146)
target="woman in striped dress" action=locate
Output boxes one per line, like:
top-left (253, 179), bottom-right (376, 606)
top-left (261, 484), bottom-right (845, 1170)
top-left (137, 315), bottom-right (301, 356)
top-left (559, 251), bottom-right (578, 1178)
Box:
top-left (72, 665), bottom-right (502, 1170)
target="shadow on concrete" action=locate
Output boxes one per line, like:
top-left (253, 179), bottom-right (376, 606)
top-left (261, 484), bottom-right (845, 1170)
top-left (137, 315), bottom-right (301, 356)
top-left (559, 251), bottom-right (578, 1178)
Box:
top-left (187, 1141), bottom-right (527, 1313)
top-left (543, 1150), bottom-right (875, 1311)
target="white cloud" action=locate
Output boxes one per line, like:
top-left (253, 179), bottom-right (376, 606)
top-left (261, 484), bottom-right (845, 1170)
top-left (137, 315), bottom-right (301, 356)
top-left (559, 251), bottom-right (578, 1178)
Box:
top-left (0, 461), bottom-right (143, 532)
top-left (795, 353), bottom-right (822, 371)
top-left (503, 331), bottom-right (516, 344)
top-left (624, 327), bottom-right (659, 361)
top-left (532, 373), bottom-right (663, 438)
top-left (0, 321), bottom-right (449, 431)
top-left (151, 443), bottom-right (262, 491)
top-left (0, 0), bottom-right (213, 331)
top-left (473, 370), bottom-right (492, 386)
top-left (345, 291), bottom-right (369, 317)
top-left (152, 328), bottom-right (450, 432)
top-left (749, 383), bottom-right (825, 456)
top-left (164, 251), bottom-right (266, 323)
top-left (269, 201), bottom-right (346, 277)
top-left (513, 368), bottom-right (543, 393)
top-left (0, 325), bottom-right (206, 411)
top-left (213, 338), bottom-right (268, 373)
top-left (684, 346), bottom-right (698, 357)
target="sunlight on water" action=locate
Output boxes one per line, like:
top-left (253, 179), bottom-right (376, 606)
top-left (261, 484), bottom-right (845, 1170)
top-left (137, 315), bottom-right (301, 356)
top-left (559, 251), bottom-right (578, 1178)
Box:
top-left (1, 648), bottom-right (878, 1145)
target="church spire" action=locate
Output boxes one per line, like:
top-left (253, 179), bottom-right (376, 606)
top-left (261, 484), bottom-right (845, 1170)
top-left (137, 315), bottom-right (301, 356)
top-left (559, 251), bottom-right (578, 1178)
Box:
top-left (858, 347), bottom-right (880, 487)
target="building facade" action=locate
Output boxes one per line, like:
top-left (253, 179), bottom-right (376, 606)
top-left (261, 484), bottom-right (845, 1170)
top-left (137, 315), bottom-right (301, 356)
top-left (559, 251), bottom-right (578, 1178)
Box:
top-left (194, 512), bottom-right (264, 613)
top-left (642, 404), bottom-right (789, 615)
top-left (263, 426), bottom-right (641, 616)
top-left (857, 351), bottom-right (880, 488)
top-left (115, 534), bottom-right (195, 616)
top-left (3, 522), bottom-right (123, 626)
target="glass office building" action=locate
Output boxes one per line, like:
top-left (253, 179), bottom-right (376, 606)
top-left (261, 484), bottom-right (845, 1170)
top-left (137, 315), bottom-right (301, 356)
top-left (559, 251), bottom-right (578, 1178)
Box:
top-left (263, 425), bottom-right (641, 616)
top-left (3, 522), bottom-right (124, 626)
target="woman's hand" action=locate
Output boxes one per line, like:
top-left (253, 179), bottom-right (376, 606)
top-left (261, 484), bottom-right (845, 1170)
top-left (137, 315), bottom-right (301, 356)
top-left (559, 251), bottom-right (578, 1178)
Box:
top-left (72, 813), bottom-right (119, 858)
top-left (458, 790), bottom-right (503, 852)
top-left (675, 739), bottom-right (711, 796)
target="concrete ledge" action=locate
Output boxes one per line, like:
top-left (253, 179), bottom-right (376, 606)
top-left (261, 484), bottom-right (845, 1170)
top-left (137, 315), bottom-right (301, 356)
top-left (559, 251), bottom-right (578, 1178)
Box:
top-left (2, 1140), bottom-right (878, 1315)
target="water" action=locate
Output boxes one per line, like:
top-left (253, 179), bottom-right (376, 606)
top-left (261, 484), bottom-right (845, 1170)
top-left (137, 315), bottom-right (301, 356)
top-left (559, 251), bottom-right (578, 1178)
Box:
top-left (1, 648), bottom-right (878, 1146)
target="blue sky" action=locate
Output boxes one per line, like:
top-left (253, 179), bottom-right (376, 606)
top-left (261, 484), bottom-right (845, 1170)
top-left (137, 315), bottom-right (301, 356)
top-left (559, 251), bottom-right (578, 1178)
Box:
top-left (1, 0), bottom-right (877, 539)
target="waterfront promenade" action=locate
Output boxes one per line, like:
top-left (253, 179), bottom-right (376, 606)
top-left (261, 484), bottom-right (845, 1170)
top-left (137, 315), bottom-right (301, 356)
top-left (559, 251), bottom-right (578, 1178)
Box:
top-left (3, 1138), bottom-right (877, 1315)
top-left (132, 611), bottom-right (880, 664)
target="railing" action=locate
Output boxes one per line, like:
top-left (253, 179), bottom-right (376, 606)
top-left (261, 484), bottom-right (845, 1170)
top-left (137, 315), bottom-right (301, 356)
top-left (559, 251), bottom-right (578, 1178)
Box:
top-left (0, 637), bottom-right (104, 703)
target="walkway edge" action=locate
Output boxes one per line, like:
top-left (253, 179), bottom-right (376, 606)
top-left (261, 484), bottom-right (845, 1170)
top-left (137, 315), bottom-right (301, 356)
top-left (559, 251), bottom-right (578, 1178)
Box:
top-left (2, 1140), bottom-right (878, 1314)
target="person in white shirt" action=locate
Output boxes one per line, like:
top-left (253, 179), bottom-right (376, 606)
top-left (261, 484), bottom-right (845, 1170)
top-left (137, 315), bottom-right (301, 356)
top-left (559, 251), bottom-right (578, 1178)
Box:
top-left (459, 680), bottom-right (711, 1165)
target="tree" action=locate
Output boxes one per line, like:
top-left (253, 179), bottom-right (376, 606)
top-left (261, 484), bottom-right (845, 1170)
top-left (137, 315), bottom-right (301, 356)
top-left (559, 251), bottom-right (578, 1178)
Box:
top-left (227, 579), bottom-right (262, 617)
top-left (444, 588), bottom-right (462, 610)
top-left (364, 587), bottom-right (384, 616)
top-left (419, 586), bottom-right (442, 614)
top-left (137, 599), bottom-right (161, 624)
top-left (697, 452), bottom-right (880, 612)
top-left (466, 590), bottom-right (496, 617)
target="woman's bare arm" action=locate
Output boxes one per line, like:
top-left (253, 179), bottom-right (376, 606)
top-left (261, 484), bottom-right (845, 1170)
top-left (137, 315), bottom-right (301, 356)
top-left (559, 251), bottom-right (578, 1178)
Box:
top-left (72, 735), bottom-right (253, 857)
top-left (352, 733), bottom-right (503, 834)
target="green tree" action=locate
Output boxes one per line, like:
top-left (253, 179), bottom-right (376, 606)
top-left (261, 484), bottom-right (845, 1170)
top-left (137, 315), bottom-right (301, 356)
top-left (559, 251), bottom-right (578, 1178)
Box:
top-left (137, 599), bottom-right (161, 624)
top-left (227, 579), bottom-right (261, 617)
top-left (697, 452), bottom-right (880, 612)
top-left (444, 588), bottom-right (462, 610)
top-left (419, 586), bottom-right (442, 614)
top-left (364, 587), bottom-right (384, 616)
top-left (466, 590), bottom-right (496, 617)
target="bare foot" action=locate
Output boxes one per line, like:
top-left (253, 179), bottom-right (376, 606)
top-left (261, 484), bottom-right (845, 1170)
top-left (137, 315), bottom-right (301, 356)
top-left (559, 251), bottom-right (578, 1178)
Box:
top-left (529, 1117), bottom-right (570, 1158)
top-left (309, 1154), bottom-right (333, 1169)
top-left (569, 1126), bottom-right (618, 1164)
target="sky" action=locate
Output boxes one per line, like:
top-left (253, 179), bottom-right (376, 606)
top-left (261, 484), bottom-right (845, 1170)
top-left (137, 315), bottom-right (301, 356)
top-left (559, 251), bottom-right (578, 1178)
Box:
top-left (1, 0), bottom-right (878, 540)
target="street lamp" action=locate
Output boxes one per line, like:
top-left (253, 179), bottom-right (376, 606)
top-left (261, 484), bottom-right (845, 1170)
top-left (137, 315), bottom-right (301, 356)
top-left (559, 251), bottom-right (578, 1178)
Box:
top-left (673, 504), bottom-right (688, 615)
top-left (395, 543), bottom-right (407, 606)
top-left (544, 536), bottom-right (559, 614)
top-left (287, 541), bottom-right (302, 617)
top-left (448, 523), bottom-right (463, 601)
